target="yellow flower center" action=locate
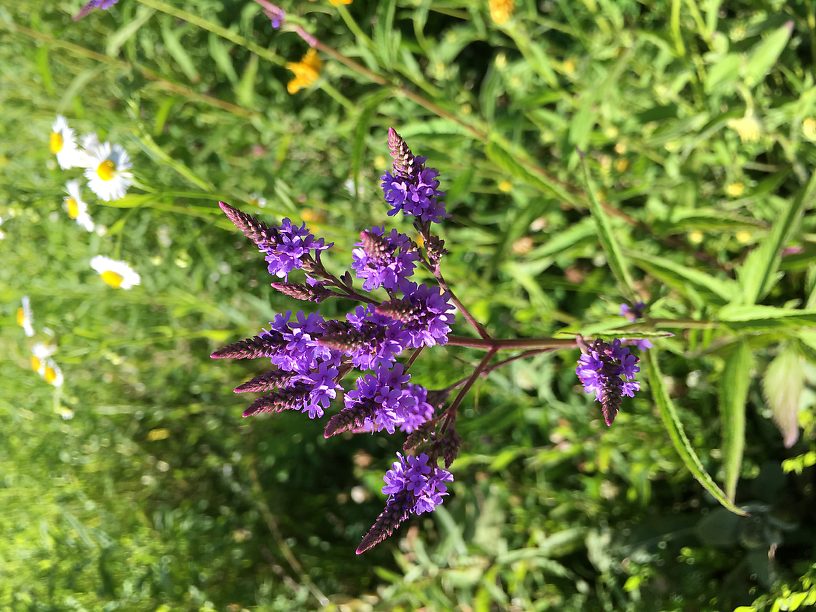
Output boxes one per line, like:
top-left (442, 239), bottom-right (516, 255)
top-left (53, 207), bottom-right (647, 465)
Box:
top-left (16, 307), bottom-right (25, 326)
top-left (44, 366), bottom-right (57, 384)
top-left (49, 131), bottom-right (64, 154)
top-left (66, 197), bottom-right (80, 219)
top-left (97, 160), bottom-right (116, 181)
top-left (31, 356), bottom-right (42, 372)
top-left (100, 270), bottom-right (125, 288)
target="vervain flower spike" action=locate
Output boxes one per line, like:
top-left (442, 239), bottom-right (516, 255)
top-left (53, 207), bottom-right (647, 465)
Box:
top-left (212, 129), bottom-right (642, 553)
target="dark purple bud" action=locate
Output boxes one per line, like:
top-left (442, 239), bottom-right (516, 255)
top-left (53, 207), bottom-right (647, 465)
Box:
top-left (323, 402), bottom-right (375, 438)
top-left (271, 281), bottom-right (332, 302)
top-left (356, 490), bottom-right (413, 555)
top-left (437, 427), bottom-right (461, 468)
top-left (387, 128), bottom-right (417, 178)
top-left (403, 424), bottom-right (432, 452)
top-left (211, 331), bottom-right (283, 360)
top-left (243, 384), bottom-right (311, 417)
top-left (234, 370), bottom-right (297, 393)
top-left (375, 299), bottom-right (420, 324)
top-left (425, 234), bottom-right (447, 269)
top-left (218, 201), bottom-right (279, 250)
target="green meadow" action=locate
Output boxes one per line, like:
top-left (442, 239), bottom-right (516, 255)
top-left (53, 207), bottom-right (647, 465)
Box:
top-left (1, 0), bottom-right (815, 609)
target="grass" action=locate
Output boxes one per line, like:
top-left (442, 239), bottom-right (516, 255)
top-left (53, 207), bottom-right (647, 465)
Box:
top-left (1, 0), bottom-right (815, 609)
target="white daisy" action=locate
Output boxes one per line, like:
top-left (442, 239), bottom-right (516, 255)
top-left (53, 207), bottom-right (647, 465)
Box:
top-left (30, 342), bottom-right (56, 376)
top-left (84, 142), bottom-right (133, 201)
top-left (90, 255), bottom-right (141, 289)
top-left (17, 296), bottom-right (35, 337)
top-left (50, 115), bottom-right (82, 169)
top-left (43, 359), bottom-right (64, 387)
top-left (64, 180), bottom-right (95, 232)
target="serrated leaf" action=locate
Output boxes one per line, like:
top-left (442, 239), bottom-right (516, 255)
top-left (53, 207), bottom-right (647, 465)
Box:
top-left (718, 341), bottom-right (753, 501)
top-left (580, 158), bottom-right (636, 300)
top-left (743, 21), bottom-right (793, 87)
top-left (643, 351), bottom-right (747, 516)
top-left (738, 173), bottom-right (816, 304)
top-left (762, 345), bottom-right (805, 448)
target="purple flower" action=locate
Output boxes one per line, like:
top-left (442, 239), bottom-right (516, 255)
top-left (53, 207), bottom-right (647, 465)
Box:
top-left (264, 218), bottom-right (332, 279)
top-left (73, 0), bottom-right (119, 20)
top-left (576, 339), bottom-right (640, 427)
top-left (620, 301), bottom-right (646, 321)
top-left (383, 453), bottom-right (452, 514)
top-left (376, 281), bottom-right (455, 348)
top-left (381, 128), bottom-right (446, 224)
top-left (259, 1), bottom-right (286, 28)
top-left (357, 452), bottom-right (453, 554)
top-left (268, 311), bottom-right (336, 373)
top-left (351, 227), bottom-right (419, 291)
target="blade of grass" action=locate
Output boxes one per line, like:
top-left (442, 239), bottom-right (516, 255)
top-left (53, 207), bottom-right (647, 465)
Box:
top-left (739, 172), bottom-right (816, 304)
top-left (718, 340), bottom-right (753, 501)
top-left (643, 350), bottom-right (747, 516)
top-left (579, 155), bottom-right (636, 300)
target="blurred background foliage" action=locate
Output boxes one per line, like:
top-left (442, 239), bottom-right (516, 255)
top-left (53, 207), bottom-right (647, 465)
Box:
top-left (1, 0), bottom-right (815, 609)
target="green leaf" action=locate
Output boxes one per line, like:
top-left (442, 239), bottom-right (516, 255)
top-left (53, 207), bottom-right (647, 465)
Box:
top-left (762, 345), bottom-right (805, 448)
top-left (106, 6), bottom-right (155, 57)
top-left (208, 33), bottom-right (238, 84)
top-left (627, 250), bottom-right (738, 305)
top-left (235, 54), bottom-right (258, 108)
top-left (485, 139), bottom-right (577, 205)
top-left (643, 351), bottom-right (747, 516)
top-left (580, 158), bottom-right (636, 300)
top-left (716, 305), bottom-right (816, 331)
top-left (738, 172), bottom-right (816, 304)
top-left (705, 53), bottom-right (741, 93)
top-left (160, 21), bottom-right (199, 83)
top-left (718, 340), bottom-right (753, 501)
top-left (743, 21), bottom-right (793, 87)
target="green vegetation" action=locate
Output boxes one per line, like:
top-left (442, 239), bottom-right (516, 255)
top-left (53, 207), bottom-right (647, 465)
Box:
top-left (1, 0), bottom-right (815, 609)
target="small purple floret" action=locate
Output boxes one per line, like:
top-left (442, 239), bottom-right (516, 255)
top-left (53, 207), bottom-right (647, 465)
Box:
top-left (351, 227), bottom-right (419, 291)
top-left (376, 281), bottom-right (455, 348)
top-left (73, 0), bottom-right (119, 20)
top-left (383, 453), bottom-right (453, 514)
top-left (263, 218), bottom-right (332, 279)
top-left (576, 339), bottom-right (640, 426)
top-left (619, 301), bottom-right (646, 321)
top-left (381, 159), bottom-right (446, 224)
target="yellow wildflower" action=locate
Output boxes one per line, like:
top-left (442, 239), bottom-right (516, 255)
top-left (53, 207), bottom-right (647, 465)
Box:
top-left (725, 182), bottom-right (745, 198)
top-left (329, 0), bottom-right (352, 4)
top-left (727, 111), bottom-right (762, 143)
top-left (498, 180), bottom-right (512, 193)
top-left (489, 0), bottom-right (514, 25)
top-left (688, 230), bottom-right (704, 245)
top-left (615, 158), bottom-right (629, 173)
top-left (735, 230), bottom-right (752, 244)
top-left (802, 117), bottom-right (816, 142)
top-left (286, 49), bottom-right (322, 95)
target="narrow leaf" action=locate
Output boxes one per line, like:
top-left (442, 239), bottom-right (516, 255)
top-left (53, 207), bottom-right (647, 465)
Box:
top-left (643, 351), bottom-right (747, 516)
top-left (718, 341), bottom-right (753, 501)
top-left (580, 157), bottom-right (636, 300)
top-left (628, 250), bottom-right (738, 304)
top-left (739, 172), bottom-right (816, 304)
top-left (743, 21), bottom-right (793, 87)
top-left (762, 345), bottom-right (804, 448)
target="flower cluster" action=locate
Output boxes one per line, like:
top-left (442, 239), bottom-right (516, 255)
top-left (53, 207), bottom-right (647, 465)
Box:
top-left (381, 128), bottom-right (446, 224)
top-left (16, 297), bottom-right (64, 390)
top-left (48, 115), bottom-right (141, 289)
top-left (357, 453), bottom-right (453, 554)
top-left (213, 130), bottom-right (460, 553)
top-left (576, 339), bottom-right (640, 426)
